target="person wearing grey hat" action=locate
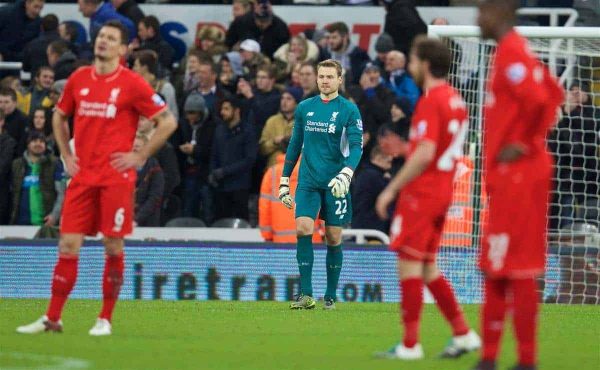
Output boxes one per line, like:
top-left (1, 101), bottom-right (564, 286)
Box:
top-left (374, 33), bottom-right (395, 72)
top-left (171, 92), bottom-right (218, 222)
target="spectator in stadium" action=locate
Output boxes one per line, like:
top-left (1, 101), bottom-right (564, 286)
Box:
top-left (348, 63), bottom-right (395, 157)
top-left (325, 22), bottom-right (371, 86)
top-left (0, 87), bottom-right (28, 153)
top-left (195, 58), bottom-right (232, 114)
top-left (175, 49), bottom-right (203, 105)
top-left (232, 0), bottom-right (254, 20)
top-left (0, 0), bottom-right (44, 64)
top-left (373, 33), bottom-right (395, 72)
top-left (239, 64), bottom-right (281, 136)
top-left (10, 131), bottom-right (65, 227)
top-left (219, 53), bottom-right (244, 95)
top-left (351, 145), bottom-right (393, 233)
top-left (226, 0), bottom-right (290, 59)
top-left (20, 66), bottom-right (55, 116)
top-left (47, 79), bottom-right (66, 108)
top-left (77, 0), bottom-right (135, 42)
top-left (236, 39), bottom-right (271, 83)
top-left (259, 138), bottom-right (324, 243)
top-left (0, 110), bottom-right (17, 224)
top-left (195, 25), bottom-right (228, 64)
top-left (172, 93), bottom-right (217, 222)
top-left (138, 117), bottom-right (180, 216)
top-left (132, 133), bottom-right (164, 227)
top-left (383, 0), bottom-right (427, 56)
top-left (112, 0), bottom-right (145, 27)
top-left (303, 28), bottom-right (331, 63)
top-left (550, 83), bottom-right (600, 229)
top-left (129, 16), bottom-right (174, 73)
top-left (298, 62), bottom-right (318, 99)
top-left (210, 96), bottom-right (257, 222)
top-left (27, 108), bottom-right (56, 155)
top-left (259, 87), bottom-right (302, 168)
top-left (273, 35), bottom-right (320, 82)
top-left (47, 39), bottom-right (78, 81)
top-left (22, 13), bottom-right (60, 75)
top-left (431, 17), bottom-right (463, 88)
top-left (378, 96), bottom-right (412, 173)
top-left (58, 21), bottom-right (80, 56)
top-left (132, 50), bottom-right (179, 121)
top-left (384, 50), bottom-right (420, 109)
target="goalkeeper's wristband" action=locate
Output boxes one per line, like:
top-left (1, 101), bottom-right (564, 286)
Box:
top-left (339, 167), bottom-right (354, 181)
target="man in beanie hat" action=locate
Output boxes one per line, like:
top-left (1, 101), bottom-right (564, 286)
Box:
top-left (374, 33), bottom-right (395, 72)
top-left (10, 130), bottom-right (66, 226)
top-left (171, 92), bottom-right (217, 222)
top-left (259, 86), bottom-right (302, 167)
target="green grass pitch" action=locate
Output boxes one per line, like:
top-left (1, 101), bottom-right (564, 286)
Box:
top-left (1, 299), bottom-right (598, 370)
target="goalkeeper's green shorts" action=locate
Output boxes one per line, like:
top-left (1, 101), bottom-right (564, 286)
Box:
top-left (294, 186), bottom-right (352, 226)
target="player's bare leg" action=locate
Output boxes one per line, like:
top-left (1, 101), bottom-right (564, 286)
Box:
top-left (17, 233), bottom-right (84, 334)
top-left (323, 226), bottom-right (343, 310)
top-left (423, 263), bottom-right (481, 358)
top-left (290, 217), bottom-right (316, 309)
top-left (376, 259), bottom-right (424, 360)
top-left (89, 237), bottom-right (125, 336)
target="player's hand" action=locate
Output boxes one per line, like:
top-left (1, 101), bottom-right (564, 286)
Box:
top-left (497, 143), bottom-right (527, 163)
top-left (43, 215), bottom-right (56, 227)
top-left (62, 153), bottom-right (80, 177)
top-left (376, 187), bottom-right (395, 220)
top-left (110, 151), bottom-right (145, 172)
top-left (278, 177), bottom-right (294, 209)
top-left (328, 167), bottom-right (353, 199)
top-left (179, 143), bottom-right (194, 155)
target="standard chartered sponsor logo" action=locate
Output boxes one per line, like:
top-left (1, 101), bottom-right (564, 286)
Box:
top-left (305, 119), bottom-right (330, 133)
top-left (77, 100), bottom-right (117, 118)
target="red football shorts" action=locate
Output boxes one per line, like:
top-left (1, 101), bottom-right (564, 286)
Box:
top-left (480, 160), bottom-right (552, 278)
top-left (389, 192), bottom-right (451, 262)
top-left (61, 178), bottom-right (135, 238)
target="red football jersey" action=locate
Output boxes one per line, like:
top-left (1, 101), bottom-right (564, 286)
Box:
top-left (57, 65), bottom-right (167, 185)
top-left (484, 30), bottom-right (564, 177)
top-left (403, 83), bottom-right (469, 203)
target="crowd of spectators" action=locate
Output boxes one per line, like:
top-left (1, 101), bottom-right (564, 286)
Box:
top-left (0, 0), bottom-right (597, 235)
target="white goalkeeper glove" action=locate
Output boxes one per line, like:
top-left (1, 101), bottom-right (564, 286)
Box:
top-left (328, 167), bottom-right (353, 199)
top-left (278, 177), bottom-right (294, 209)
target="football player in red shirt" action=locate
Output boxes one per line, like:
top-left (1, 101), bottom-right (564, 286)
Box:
top-left (475, 1), bottom-right (563, 369)
top-left (16, 20), bottom-right (177, 336)
top-left (375, 36), bottom-right (480, 360)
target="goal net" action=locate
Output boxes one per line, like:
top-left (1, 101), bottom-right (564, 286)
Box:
top-left (429, 25), bottom-right (600, 304)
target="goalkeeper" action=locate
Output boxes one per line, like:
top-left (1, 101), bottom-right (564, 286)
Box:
top-left (280, 59), bottom-right (363, 310)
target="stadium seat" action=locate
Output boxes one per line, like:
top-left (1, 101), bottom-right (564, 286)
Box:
top-left (164, 217), bottom-right (206, 228)
top-left (211, 218), bottom-right (252, 229)
top-left (160, 194), bottom-right (182, 226)
top-left (33, 226), bottom-right (60, 239)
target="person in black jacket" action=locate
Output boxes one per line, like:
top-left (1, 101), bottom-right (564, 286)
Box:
top-left (210, 96), bottom-right (257, 222)
top-left (0, 0), bottom-right (44, 64)
top-left (133, 134), bottom-right (164, 227)
top-left (0, 87), bottom-right (28, 154)
top-left (225, 0), bottom-right (290, 59)
top-left (47, 39), bottom-right (77, 81)
top-left (0, 111), bottom-right (17, 224)
top-left (22, 13), bottom-right (60, 75)
top-left (351, 145), bottom-right (393, 233)
top-left (130, 15), bottom-right (174, 73)
top-left (112, 0), bottom-right (144, 27)
top-left (383, 0), bottom-right (427, 56)
top-left (172, 93), bottom-right (218, 223)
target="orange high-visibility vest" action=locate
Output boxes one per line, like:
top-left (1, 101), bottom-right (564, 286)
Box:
top-left (441, 156), bottom-right (487, 247)
top-left (259, 154), bottom-right (323, 243)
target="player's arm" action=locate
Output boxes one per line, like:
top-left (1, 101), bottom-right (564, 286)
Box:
top-left (329, 106), bottom-right (364, 198)
top-left (52, 108), bottom-right (79, 176)
top-left (375, 140), bottom-right (436, 220)
top-left (279, 103), bottom-right (304, 209)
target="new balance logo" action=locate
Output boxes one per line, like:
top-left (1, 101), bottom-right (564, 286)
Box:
top-left (80, 88), bottom-right (89, 96)
top-left (328, 124), bottom-right (336, 134)
top-left (330, 111), bottom-right (339, 122)
top-left (306, 111), bottom-right (314, 117)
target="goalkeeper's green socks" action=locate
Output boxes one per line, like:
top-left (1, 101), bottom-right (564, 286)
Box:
top-left (296, 235), bottom-right (314, 296)
top-left (325, 244), bottom-right (343, 301)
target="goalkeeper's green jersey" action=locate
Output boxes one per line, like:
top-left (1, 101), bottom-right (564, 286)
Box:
top-left (283, 95), bottom-right (363, 189)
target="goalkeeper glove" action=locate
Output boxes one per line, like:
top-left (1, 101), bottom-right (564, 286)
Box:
top-left (328, 167), bottom-right (353, 199)
top-left (278, 177), bottom-right (294, 209)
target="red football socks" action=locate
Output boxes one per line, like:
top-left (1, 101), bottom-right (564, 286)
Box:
top-left (99, 253), bottom-right (124, 322)
top-left (401, 278), bottom-right (424, 348)
top-left (511, 277), bottom-right (539, 367)
top-left (427, 275), bottom-right (469, 336)
top-left (481, 278), bottom-right (508, 361)
top-left (46, 254), bottom-right (79, 322)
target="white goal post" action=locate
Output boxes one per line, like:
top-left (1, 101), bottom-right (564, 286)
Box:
top-left (428, 25), bottom-right (600, 304)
